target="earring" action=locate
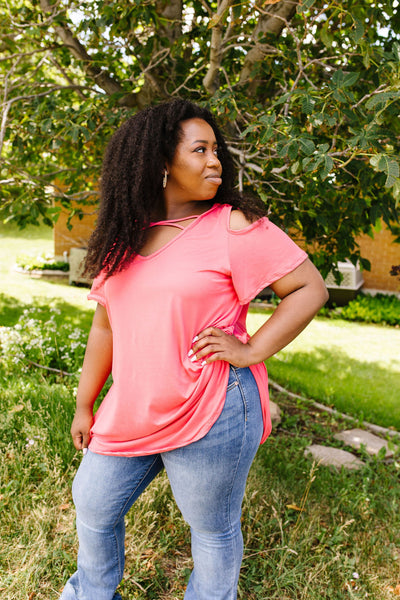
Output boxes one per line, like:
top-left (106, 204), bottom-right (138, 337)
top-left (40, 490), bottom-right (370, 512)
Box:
top-left (162, 170), bottom-right (168, 189)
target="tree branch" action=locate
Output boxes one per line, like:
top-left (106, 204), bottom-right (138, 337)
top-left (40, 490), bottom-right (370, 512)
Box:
top-left (203, 0), bottom-right (234, 94)
top-left (156, 0), bottom-right (183, 44)
top-left (49, 56), bottom-right (87, 99)
top-left (239, 0), bottom-right (300, 86)
top-left (0, 101), bottom-right (11, 157)
top-left (38, 0), bottom-right (140, 107)
top-left (0, 55), bottom-right (22, 156)
top-left (0, 45), bottom-right (61, 63)
top-left (0, 84), bottom-right (100, 107)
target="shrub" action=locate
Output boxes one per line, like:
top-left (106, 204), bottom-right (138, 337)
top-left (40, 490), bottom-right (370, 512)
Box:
top-left (16, 252), bottom-right (69, 272)
top-left (319, 292), bottom-right (400, 326)
top-left (0, 307), bottom-right (87, 379)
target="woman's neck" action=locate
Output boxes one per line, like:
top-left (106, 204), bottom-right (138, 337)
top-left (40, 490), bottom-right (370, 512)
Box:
top-left (162, 200), bottom-right (214, 221)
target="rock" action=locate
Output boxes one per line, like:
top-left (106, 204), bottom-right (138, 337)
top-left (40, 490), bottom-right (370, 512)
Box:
top-left (269, 401), bottom-right (281, 426)
top-left (334, 428), bottom-right (394, 457)
top-left (304, 444), bottom-right (365, 470)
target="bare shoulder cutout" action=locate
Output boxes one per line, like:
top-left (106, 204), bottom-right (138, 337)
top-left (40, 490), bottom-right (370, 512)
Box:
top-left (229, 209), bottom-right (253, 231)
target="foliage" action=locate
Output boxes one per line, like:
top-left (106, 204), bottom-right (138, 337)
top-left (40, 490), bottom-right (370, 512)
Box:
top-left (0, 307), bottom-right (87, 379)
top-left (391, 264), bottom-right (400, 281)
top-left (0, 0), bottom-right (399, 276)
top-left (319, 292), bottom-right (400, 325)
top-left (16, 252), bottom-right (69, 272)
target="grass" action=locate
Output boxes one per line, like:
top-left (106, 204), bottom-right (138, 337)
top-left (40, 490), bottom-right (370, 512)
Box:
top-left (2, 377), bottom-right (400, 599)
top-left (247, 310), bottom-right (400, 430)
top-left (2, 222), bottom-right (400, 599)
top-left (0, 221), bottom-right (94, 329)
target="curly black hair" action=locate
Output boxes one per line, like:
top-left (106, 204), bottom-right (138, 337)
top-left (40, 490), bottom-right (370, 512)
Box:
top-left (84, 98), bottom-right (267, 278)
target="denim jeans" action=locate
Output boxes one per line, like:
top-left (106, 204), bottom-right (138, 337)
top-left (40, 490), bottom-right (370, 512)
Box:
top-left (59, 366), bottom-right (263, 600)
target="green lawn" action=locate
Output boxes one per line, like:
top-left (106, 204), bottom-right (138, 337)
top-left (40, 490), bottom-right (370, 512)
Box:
top-left (248, 310), bottom-right (400, 430)
top-left (0, 222), bottom-right (94, 329)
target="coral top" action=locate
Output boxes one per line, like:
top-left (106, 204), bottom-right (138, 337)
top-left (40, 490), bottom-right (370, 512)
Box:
top-left (87, 203), bottom-right (307, 456)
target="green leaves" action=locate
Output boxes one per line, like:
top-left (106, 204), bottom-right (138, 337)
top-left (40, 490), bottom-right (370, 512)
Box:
top-left (350, 19), bottom-right (365, 44)
top-left (370, 154), bottom-right (400, 191)
top-left (365, 90), bottom-right (400, 110)
top-left (331, 70), bottom-right (360, 89)
top-left (329, 69), bottom-right (359, 102)
top-left (299, 138), bottom-right (316, 156)
top-left (0, 0), bottom-right (399, 275)
top-left (275, 129), bottom-right (333, 181)
top-left (301, 95), bottom-right (316, 115)
top-left (297, 0), bottom-right (316, 14)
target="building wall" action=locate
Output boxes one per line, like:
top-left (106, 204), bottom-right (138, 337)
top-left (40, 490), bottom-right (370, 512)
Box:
top-left (356, 222), bottom-right (399, 292)
top-left (54, 203), bottom-right (97, 259)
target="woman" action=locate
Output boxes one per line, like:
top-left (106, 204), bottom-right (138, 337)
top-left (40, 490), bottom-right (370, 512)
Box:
top-left (60, 99), bottom-right (328, 600)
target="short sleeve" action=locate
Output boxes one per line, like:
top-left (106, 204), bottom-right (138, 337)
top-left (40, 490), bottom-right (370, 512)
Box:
top-left (87, 271), bottom-right (107, 307)
top-left (228, 217), bottom-right (308, 305)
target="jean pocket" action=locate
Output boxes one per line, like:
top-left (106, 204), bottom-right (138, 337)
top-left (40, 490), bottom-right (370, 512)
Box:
top-left (226, 366), bottom-right (239, 392)
top-left (226, 380), bottom-right (239, 392)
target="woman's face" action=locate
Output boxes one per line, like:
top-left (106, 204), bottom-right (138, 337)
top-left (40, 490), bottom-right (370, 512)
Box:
top-left (164, 118), bottom-right (223, 205)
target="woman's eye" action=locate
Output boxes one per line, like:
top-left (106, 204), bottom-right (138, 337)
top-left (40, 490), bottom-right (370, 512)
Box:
top-left (193, 146), bottom-right (219, 155)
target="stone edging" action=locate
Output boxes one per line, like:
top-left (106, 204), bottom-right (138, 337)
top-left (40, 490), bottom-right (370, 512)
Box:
top-left (13, 266), bottom-right (69, 279)
top-left (270, 379), bottom-right (399, 470)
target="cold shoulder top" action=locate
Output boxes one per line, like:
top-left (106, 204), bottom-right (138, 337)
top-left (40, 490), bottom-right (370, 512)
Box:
top-left (87, 203), bottom-right (308, 456)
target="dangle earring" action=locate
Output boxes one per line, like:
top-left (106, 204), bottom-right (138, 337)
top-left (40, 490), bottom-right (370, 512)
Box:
top-left (162, 170), bottom-right (168, 189)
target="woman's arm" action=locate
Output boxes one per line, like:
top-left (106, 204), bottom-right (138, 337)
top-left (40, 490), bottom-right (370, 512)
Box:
top-left (190, 258), bottom-right (329, 368)
top-left (70, 303), bottom-right (113, 451)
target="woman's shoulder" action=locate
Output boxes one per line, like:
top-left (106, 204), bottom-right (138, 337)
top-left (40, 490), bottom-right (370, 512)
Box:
top-left (229, 209), bottom-right (254, 231)
top-left (212, 203), bottom-right (268, 232)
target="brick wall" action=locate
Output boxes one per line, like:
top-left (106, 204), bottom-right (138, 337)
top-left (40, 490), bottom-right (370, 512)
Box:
top-left (356, 222), bottom-right (399, 292)
top-left (54, 203), bottom-right (97, 259)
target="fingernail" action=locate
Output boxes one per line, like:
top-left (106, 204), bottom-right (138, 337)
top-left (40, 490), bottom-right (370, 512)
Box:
top-left (188, 349), bottom-right (194, 357)
top-left (192, 335), bottom-right (199, 343)
top-left (190, 355), bottom-right (197, 362)
top-left (201, 360), bottom-right (207, 366)
top-left (82, 448), bottom-right (88, 455)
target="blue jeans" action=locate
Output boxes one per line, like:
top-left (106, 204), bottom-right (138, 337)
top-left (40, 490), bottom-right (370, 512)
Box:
top-left (60, 366), bottom-right (263, 600)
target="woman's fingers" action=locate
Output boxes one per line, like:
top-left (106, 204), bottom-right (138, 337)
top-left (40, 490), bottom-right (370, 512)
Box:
top-left (189, 327), bottom-right (226, 359)
top-left (71, 409), bottom-right (93, 451)
top-left (188, 328), bottom-right (253, 367)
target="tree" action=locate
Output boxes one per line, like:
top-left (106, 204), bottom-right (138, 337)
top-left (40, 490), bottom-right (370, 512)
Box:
top-left (0, 0), bottom-right (399, 276)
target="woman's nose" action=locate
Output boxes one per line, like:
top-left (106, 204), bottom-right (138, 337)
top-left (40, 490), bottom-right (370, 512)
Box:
top-left (207, 151), bottom-right (221, 166)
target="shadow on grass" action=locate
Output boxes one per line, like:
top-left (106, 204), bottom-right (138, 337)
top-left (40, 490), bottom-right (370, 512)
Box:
top-left (0, 220), bottom-right (53, 239)
top-left (0, 292), bottom-right (94, 331)
top-left (266, 346), bottom-right (400, 431)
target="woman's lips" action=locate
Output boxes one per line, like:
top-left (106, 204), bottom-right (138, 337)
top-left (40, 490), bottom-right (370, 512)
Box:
top-left (205, 175), bottom-right (222, 185)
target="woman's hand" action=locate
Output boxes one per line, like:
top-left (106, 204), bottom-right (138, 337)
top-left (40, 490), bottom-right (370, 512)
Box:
top-left (71, 406), bottom-right (94, 452)
top-left (190, 259), bottom-right (328, 370)
top-left (189, 328), bottom-right (256, 368)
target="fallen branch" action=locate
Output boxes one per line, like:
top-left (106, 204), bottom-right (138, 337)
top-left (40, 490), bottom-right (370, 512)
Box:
top-left (26, 359), bottom-right (74, 377)
top-left (269, 379), bottom-right (400, 439)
